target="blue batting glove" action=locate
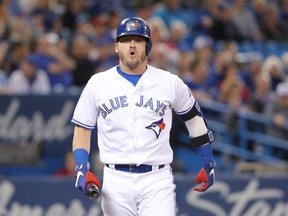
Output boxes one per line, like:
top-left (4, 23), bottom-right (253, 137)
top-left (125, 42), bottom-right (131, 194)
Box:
top-left (194, 161), bottom-right (216, 192)
top-left (75, 164), bottom-right (88, 193)
top-left (74, 148), bottom-right (89, 194)
top-left (204, 161), bottom-right (216, 188)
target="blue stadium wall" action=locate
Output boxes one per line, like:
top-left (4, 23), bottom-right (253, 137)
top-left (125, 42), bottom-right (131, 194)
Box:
top-left (1, 176), bottom-right (288, 216)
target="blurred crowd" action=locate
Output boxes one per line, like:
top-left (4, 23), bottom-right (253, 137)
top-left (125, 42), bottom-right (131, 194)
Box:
top-left (0, 0), bottom-right (287, 135)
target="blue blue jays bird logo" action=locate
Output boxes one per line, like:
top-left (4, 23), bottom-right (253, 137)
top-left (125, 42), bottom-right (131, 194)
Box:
top-left (126, 21), bottom-right (141, 31)
top-left (145, 118), bottom-right (166, 139)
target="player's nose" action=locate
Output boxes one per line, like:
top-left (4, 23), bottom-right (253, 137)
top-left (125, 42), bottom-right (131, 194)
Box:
top-left (129, 39), bottom-right (136, 47)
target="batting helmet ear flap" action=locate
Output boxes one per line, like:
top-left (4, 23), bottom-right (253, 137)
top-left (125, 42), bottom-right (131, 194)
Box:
top-left (146, 38), bottom-right (152, 55)
top-left (116, 17), bottom-right (152, 55)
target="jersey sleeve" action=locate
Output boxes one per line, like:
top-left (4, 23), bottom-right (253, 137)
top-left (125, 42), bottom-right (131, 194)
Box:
top-left (172, 75), bottom-right (195, 115)
top-left (71, 79), bottom-right (98, 129)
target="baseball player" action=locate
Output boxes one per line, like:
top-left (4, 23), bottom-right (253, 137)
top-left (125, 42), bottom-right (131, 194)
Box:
top-left (72, 17), bottom-right (216, 215)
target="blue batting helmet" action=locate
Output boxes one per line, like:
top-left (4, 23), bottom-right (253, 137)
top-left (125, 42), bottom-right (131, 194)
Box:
top-left (116, 17), bottom-right (152, 55)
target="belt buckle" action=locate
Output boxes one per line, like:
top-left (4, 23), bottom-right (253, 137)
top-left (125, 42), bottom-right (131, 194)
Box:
top-left (128, 165), bottom-right (135, 172)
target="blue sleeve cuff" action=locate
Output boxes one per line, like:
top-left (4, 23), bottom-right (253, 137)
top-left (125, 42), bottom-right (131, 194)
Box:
top-left (74, 148), bottom-right (89, 167)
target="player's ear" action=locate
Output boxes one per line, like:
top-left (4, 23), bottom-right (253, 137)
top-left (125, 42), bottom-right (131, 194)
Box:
top-left (115, 43), bottom-right (119, 53)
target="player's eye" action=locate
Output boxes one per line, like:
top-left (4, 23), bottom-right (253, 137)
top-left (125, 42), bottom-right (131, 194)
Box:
top-left (118, 36), bottom-right (145, 43)
top-left (135, 38), bottom-right (145, 43)
top-left (118, 37), bottom-right (129, 43)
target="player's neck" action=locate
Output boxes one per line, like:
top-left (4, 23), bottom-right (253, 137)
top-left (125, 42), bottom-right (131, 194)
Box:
top-left (119, 62), bottom-right (147, 75)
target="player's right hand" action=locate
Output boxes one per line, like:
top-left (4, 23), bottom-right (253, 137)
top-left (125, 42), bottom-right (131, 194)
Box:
top-left (86, 170), bottom-right (101, 189)
top-left (85, 170), bottom-right (102, 199)
top-left (75, 164), bottom-right (101, 198)
top-left (75, 164), bottom-right (88, 192)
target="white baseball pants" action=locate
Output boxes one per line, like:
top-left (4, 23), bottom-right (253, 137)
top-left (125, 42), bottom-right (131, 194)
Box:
top-left (101, 165), bottom-right (177, 216)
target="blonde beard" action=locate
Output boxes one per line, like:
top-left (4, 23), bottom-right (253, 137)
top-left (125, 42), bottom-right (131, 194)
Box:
top-left (119, 52), bottom-right (147, 71)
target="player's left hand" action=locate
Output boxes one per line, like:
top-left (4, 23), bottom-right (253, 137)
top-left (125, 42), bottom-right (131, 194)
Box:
top-left (194, 162), bottom-right (215, 192)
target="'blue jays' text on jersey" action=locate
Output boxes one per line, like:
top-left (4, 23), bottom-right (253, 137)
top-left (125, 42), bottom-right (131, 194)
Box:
top-left (71, 65), bottom-right (195, 165)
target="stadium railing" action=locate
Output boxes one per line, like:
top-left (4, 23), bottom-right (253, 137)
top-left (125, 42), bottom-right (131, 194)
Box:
top-left (200, 101), bottom-right (288, 174)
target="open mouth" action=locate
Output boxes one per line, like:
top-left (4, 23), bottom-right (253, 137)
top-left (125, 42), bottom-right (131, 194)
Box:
top-left (129, 51), bottom-right (135, 56)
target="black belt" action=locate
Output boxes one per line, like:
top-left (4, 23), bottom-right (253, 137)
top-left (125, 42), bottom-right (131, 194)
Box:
top-left (106, 164), bottom-right (165, 173)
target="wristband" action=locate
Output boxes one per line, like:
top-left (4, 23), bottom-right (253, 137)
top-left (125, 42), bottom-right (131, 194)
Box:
top-left (74, 148), bottom-right (89, 168)
top-left (195, 143), bottom-right (214, 166)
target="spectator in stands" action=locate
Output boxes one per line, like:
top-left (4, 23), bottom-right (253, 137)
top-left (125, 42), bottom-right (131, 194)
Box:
top-left (31, 0), bottom-right (60, 32)
top-left (261, 55), bottom-right (285, 91)
top-left (193, 0), bottom-right (218, 36)
top-left (281, 52), bottom-right (288, 77)
top-left (33, 33), bottom-right (76, 90)
top-left (164, 20), bottom-right (190, 73)
top-left (220, 75), bottom-right (246, 139)
top-left (182, 58), bottom-right (213, 102)
top-left (208, 2), bottom-right (244, 42)
top-left (167, 20), bottom-right (190, 52)
top-left (28, 10), bottom-right (47, 37)
top-left (6, 41), bottom-right (31, 74)
top-left (264, 81), bottom-right (288, 159)
top-left (260, 2), bottom-right (288, 41)
top-left (251, 0), bottom-right (268, 31)
top-left (74, 12), bottom-right (95, 39)
top-left (7, 53), bottom-right (51, 94)
top-left (153, 0), bottom-right (190, 30)
top-left (178, 51), bottom-right (195, 78)
top-left (70, 34), bottom-right (98, 88)
top-left (230, 0), bottom-right (263, 41)
top-left (279, 0), bottom-right (288, 25)
top-left (218, 63), bottom-right (250, 108)
top-left (0, 0), bottom-right (10, 42)
top-left (148, 17), bottom-right (170, 45)
top-left (106, 10), bottom-right (121, 40)
top-left (133, 0), bottom-right (155, 21)
top-left (249, 74), bottom-right (271, 113)
top-left (206, 48), bottom-right (234, 100)
top-left (218, 64), bottom-right (251, 150)
top-left (193, 35), bottom-right (214, 63)
top-left (148, 17), bottom-right (174, 71)
top-left (91, 14), bottom-right (118, 71)
top-left (239, 53), bottom-right (263, 93)
top-left (9, 14), bottom-right (34, 45)
top-left (149, 43), bottom-right (172, 71)
top-left (53, 151), bottom-right (75, 177)
top-left (61, 0), bottom-right (89, 34)
top-left (149, 19), bottom-right (186, 74)
top-left (265, 82), bottom-right (288, 137)
top-left (0, 40), bottom-right (9, 74)
top-left (224, 40), bottom-right (239, 57)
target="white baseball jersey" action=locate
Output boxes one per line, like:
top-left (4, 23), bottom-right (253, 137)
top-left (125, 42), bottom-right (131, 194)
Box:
top-left (71, 65), bottom-right (195, 165)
